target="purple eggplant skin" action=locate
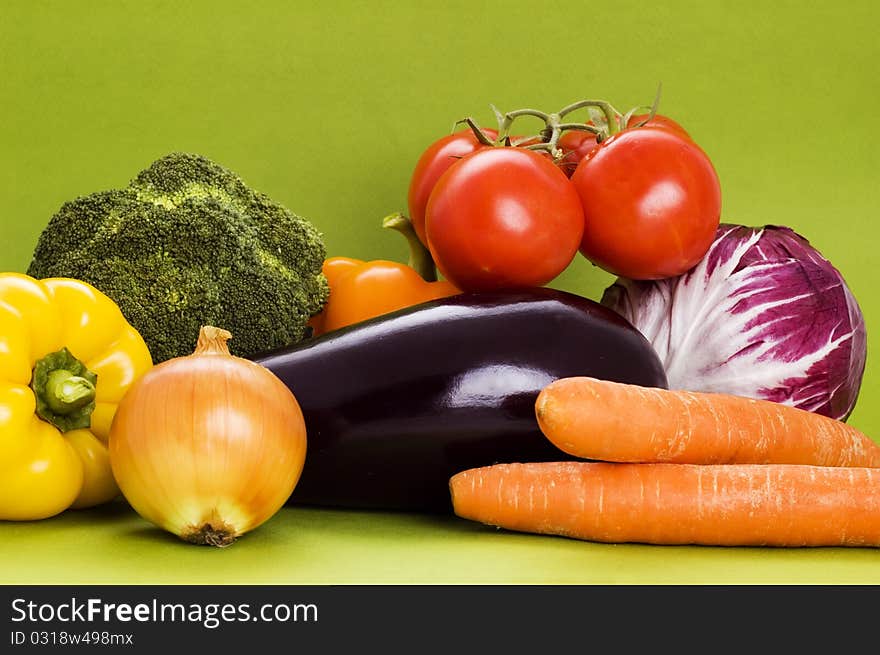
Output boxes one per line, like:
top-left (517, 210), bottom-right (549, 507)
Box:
top-left (253, 287), bottom-right (668, 513)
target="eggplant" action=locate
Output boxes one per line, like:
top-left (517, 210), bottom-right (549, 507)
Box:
top-left (254, 287), bottom-right (667, 513)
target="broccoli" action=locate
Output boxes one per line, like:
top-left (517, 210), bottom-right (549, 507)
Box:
top-left (27, 152), bottom-right (329, 363)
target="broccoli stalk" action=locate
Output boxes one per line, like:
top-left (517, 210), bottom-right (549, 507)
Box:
top-left (28, 152), bottom-right (329, 363)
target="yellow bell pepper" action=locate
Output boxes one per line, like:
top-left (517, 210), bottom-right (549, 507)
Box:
top-left (0, 273), bottom-right (153, 520)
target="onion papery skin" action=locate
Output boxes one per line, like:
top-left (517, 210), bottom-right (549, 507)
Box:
top-left (109, 331), bottom-right (307, 546)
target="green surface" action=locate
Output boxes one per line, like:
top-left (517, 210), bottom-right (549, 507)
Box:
top-left (3, 500), bottom-right (880, 585)
top-left (2, 1), bottom-right (879, 584)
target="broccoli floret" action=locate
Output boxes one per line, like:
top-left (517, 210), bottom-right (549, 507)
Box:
top-left (28, 152), bottom-right (329, 363)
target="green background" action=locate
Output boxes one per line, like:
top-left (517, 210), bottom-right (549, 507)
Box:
top-left (1, 1), bottom-right (879, 584)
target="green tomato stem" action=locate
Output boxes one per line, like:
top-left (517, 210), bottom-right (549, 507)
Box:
top-left (454, 117), bottom-right (496, 146)
top-left (558, 122), bottom-right (603, 134)
top-left (498, 108), bottom-right (550, 144)
top-left (557, 99), bottom-right (622, 136)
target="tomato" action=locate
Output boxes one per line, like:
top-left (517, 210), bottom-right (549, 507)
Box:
top-left (425, 147), bottom-right (585, 292)
top-left (407, 128), bottom-right (497, 246)
top-left (557, 129), bottom-right (601, 177)
top-left (570, 126), bottom-right (721, 280)
top-left (557, 114), bottom-right (690, 177)
top-left (627, 113), bottom-right (689, 138)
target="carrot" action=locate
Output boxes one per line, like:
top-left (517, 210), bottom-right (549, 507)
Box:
top-left (450, 461), bottom-right (880, 547)
top-left (535, 377), bottom-right (880, 467)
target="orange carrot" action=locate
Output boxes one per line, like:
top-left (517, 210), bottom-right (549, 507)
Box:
top-left (535, 377), bottom-right (880, 467)
top-left (450, 461), bottom-right (880, 547)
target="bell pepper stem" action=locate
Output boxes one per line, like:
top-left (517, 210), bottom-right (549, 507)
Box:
top-left (44, 370), bottom-right (97, 415)
top-left (30, 347), bottom-right (99, 433)
top-left (382, 213), bottom-right (438, 282)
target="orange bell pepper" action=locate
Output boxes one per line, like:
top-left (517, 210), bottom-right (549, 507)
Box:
top-left (309, 214), bottom-right (459, 336)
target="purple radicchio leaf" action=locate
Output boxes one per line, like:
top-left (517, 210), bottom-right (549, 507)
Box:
top-left (601, 224), bottom-right (867, 421)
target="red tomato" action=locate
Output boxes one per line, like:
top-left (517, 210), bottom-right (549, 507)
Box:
top-left (557, 114), bottom-right (690, 177)
top-left (557, 129), bottom-right (601, 177)
top-left (407, 128), bottom-right (497, 245)
top-left (425, 147), bottom-right (585, 292)
top-left (626, 113), bottom-right (690, 138)
top-left (570, 126), bottom-right (721, 280)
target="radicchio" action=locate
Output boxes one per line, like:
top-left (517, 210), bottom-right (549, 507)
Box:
top-left (601, 224), bottom-right (867, 421)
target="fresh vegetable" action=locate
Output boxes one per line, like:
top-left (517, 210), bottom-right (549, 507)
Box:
top-left (26, 152), bottom-right (329, 363)
top-left (408, 127), bottom-right (497, 246)
top-left (109, 326), bottom-right (306, 546)
top-left (602, 224), bottom-right (867, 421)
top-left (450, 461), bottom-right (880, 547)
top-left (254, 287), bottom-right (667, 512)
top-left (627, 112), bottom-right (689, 136)
top-left (425, 147), bottom-right (584, 292)
top-left (535, 376), bottom-right (880, 467)
top-left (557, 113), bottom-right (690, 176)
top-left (308, 214), bottom-right (458, 336)
top-left (316, 260), bottom-right (458, 335)
top-left (0, 273), bottom-right (152, 520)
top-left (571, 125), bottom-right (721, 279)
top-left (557, 129), bottom-right (602, 177)
top-left (306, 256), bottom-right (362, 336)
top-left (463, 96), bottom-right (717, 281)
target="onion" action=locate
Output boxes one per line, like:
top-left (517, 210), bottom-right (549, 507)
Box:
top-left (109, 326), bottom-right (307, 546)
